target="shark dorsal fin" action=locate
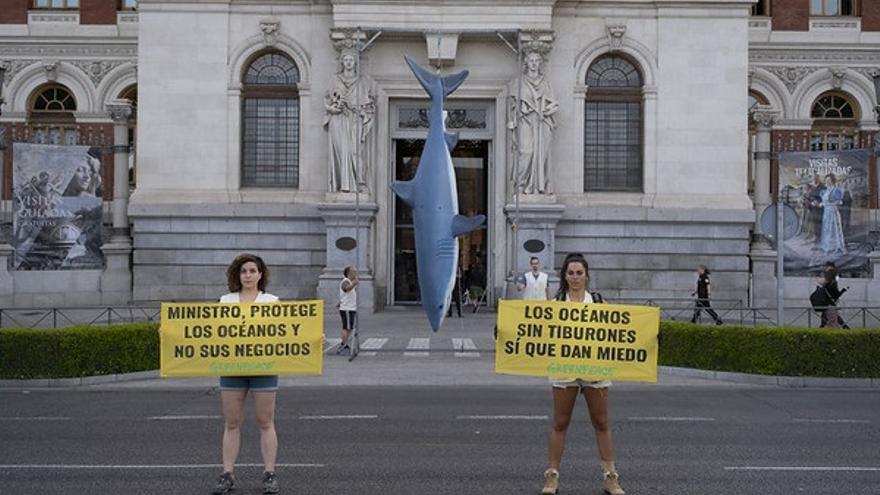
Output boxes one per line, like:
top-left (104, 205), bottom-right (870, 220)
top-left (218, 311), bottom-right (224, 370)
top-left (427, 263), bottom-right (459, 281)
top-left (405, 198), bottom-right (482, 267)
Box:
top-left (451, 214), bottom-right (486, 237)
top-left (391, 180), bottom-right (416, 207)
top-left (444, 131), bottom-right (459, 151)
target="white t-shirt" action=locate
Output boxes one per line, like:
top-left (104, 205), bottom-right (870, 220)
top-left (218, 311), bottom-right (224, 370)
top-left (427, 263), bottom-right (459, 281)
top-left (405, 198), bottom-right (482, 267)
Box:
top-left (219, 292), bottom-right (279, 303)
top-left (338, 278), bottom-right (357, 311)
top-left (522, 271), bottom-right (549, 300)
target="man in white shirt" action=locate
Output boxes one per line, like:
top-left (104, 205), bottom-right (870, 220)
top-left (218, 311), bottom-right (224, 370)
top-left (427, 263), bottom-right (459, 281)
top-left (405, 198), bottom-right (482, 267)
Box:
top-left (516, 256), bottom-right (551, 300)
top-left (337, 266), bottom-right (358, 353)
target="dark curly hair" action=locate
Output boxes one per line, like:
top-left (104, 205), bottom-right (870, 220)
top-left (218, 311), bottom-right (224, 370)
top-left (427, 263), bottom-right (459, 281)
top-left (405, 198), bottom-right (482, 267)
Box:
top-left (555, 252), bottom-right (590, 299)
top-left (226, 253), bottom-right (269, 293)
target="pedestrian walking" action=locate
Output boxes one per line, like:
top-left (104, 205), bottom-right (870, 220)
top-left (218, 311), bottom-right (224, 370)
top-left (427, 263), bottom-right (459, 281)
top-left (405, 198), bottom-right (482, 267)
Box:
top-left (447, 264), bottom-right (463, 317)
top-left (516, 256), bottom-right (552, 301)
top-left (818, 261), bottom-right (848, 328)
top-left (336, 266), bottom-right (358, 354)
top-left (690, 264), bottom-right (723, 325)
top-left (213, 253), bottom-right (281, 494)
top-left (542, 253), bottom-right (624, 495)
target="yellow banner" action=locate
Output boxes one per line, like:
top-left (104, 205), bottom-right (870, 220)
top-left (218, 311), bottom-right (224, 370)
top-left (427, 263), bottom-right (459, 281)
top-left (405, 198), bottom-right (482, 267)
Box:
top-left (160, 301), bottom-right (323, 377)
top-left (495, 300), bottom-right (659, 382)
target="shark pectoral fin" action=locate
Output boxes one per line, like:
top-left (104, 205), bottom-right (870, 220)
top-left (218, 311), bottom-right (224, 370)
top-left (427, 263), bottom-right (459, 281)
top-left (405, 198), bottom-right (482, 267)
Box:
top-left (451, 214), bottom-right (486, 237)
top-left (442, 70), bottom-right (469, 97)
top-left (404, 55), bottom-right (437, 95)
top-left (391, 180), bottom-right (416, 207)
top-left (444, 131), bottom-right (459, 151)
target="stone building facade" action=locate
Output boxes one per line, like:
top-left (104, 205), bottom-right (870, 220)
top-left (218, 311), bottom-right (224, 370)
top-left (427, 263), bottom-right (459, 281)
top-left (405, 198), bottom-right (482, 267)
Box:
top-left (0, 0), bottom-right (879, 314)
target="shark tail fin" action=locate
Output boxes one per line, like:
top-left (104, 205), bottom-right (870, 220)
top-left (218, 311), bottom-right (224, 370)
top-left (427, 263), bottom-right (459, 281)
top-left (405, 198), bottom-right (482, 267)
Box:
top-left (442, 70), bottom-right (469, 97)
top-left (444, 131), bottom-right (459, 151)
top-left (451, 214), bottom-right (486, 237)
top-left (404, 56), bottom-right (469, 99)
top-left (391, 180), bottom-right (416, 207)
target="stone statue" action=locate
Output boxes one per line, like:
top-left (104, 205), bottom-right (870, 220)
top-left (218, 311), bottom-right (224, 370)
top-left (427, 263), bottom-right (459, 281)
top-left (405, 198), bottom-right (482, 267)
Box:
top-left (324, 49), bottom-right (375, 193)
top-left (508, 50), bottom-right (558, 194)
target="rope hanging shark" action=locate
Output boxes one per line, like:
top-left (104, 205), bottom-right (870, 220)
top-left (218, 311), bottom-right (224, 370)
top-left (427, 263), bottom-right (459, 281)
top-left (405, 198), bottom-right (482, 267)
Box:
top-left (392, 56), bottom-right (486, 332)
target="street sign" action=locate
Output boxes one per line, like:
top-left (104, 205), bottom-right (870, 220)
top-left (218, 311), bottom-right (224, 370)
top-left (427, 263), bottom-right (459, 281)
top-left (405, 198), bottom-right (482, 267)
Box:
top-left (759, 203), bottom-right (799, 243)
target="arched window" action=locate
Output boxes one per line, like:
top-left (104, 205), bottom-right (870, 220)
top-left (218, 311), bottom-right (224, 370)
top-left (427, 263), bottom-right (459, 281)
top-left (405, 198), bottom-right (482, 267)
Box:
top-left (28, 85), bottom-right (78, 145)
top-left (810, 92), bottom-right (858, 151)
top-left (240, 51), bottom-right (300, 187)
top-left (584, 55), bottom-right (643, 192)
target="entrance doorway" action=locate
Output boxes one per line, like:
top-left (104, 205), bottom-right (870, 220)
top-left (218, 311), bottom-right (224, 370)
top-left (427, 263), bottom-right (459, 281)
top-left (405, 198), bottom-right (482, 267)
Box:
top-left (392, 138), bottom-right (490, 303)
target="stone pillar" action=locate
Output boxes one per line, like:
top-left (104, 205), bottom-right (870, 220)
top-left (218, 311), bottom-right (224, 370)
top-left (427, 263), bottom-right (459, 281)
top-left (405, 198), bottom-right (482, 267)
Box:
top-left (107, 99), bottom-right (133, 240)
top-left (316, 201), bottom-right (378, 312)
top-left (868, 251), bottom-right (880, 307)
top-left (503, 199), bottom-right (565, 297)
top-left (100, 99), bottom-right (134, 304)
top-left (0, 243), bottom-right (13, 306)
top-left (749, 248), bottom-right (778, 308)
top-left (751, 106), bottom-right (777, 246)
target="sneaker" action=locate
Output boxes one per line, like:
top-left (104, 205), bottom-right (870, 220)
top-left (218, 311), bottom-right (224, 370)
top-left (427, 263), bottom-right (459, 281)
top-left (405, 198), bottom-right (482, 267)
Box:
top-left (603, 471), bottom-right (625, 495)
top-left (211, 472), bottom-right (235, 494)
top-left (541, 468), bottom-right (559, 494)
top-left (262, 471), bottom-right (279, 494)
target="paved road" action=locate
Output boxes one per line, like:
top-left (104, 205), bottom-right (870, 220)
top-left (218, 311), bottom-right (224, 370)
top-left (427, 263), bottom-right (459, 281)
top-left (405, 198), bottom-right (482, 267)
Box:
top-left (1, 385), bottom-right (878, 495)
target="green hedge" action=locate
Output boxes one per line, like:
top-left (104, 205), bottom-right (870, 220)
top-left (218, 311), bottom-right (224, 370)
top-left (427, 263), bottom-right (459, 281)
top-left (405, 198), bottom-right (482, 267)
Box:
top-left (659, 321), bottom-right (880, 378)
top-left (0, 323), bottom-right (160, 379)
top-left (2, 321), bottom-right (879, 379)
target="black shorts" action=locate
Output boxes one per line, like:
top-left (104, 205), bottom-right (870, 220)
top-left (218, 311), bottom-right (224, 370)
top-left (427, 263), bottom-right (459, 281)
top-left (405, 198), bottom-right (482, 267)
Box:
top-left (339, 310), bottom-right (357, 331)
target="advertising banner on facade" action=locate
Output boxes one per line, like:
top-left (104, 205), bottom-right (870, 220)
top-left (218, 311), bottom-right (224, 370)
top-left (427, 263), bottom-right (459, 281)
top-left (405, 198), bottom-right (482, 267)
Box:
top-left (12, 143), bottom-right (104, 270)
top-left (160, 301), bottom-right (324, 377)
top-left (495, 300), bottom-right (659, 382)
top-left (778, 149), bottom-right (874, 275)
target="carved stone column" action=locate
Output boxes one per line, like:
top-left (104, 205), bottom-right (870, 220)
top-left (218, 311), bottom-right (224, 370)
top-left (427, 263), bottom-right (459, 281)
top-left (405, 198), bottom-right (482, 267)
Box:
top-left (751, 106), bottom-right (777, 245)
top-left (107, 99), bottom-right (133, 240)
top-left (100, 99), bottom-right (134, 304)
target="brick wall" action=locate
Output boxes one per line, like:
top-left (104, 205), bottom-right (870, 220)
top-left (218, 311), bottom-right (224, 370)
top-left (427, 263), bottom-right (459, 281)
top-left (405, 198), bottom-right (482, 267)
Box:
top-left (772, 0), bottom-right (809, 31)
top-left (863, 0), bottom-right (880, 31)
top-left (80, 0), bottom-right (117, 25)
top-left (0, 0), bottom-right (29, 24)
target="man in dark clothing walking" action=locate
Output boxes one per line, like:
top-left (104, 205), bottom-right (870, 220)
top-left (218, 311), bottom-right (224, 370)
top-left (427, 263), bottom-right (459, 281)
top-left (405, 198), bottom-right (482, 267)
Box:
top-left (691, 265), bottom-right (723, 325)
top-left (820, 261), bottom-right (849, 328)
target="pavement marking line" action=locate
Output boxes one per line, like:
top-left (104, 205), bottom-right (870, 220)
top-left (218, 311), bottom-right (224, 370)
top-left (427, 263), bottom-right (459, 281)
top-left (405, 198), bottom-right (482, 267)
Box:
top-left (404, 337), bottom-right (430, 357)
top-left (452, 338), bottom-right (480, 358)
top-left (323, 338), bottom-right (342, 354)
top-left (792, 418), bottom-right (871, 424)
top-left (456, 415), bottom-right (548, 420)
top-left (0, 463), bottom-right (323, 470)
top-left (359, 337), bottom-right (389, 357)
top-left (0, 417), bottom-right (71, 421)
top-left (298, 415), bottom-right (379, 420)
top-left (724, 466), bottom-right (880, 472)
top-left (147, 415), bottom-right (222, 420)
top-left (627, 416), bottom-right (716, 422)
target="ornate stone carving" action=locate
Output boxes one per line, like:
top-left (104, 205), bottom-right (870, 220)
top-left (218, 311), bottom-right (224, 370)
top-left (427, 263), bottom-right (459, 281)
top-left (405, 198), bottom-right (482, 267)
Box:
top-left (106, 99), bottom-right (133, 123)
top-left (853, 67), bottom-right (880, 82)
top-left (829, 66), bottom-right (847, 89)
top-left (751, 107), bottom-right (779, 130)
top-left (751, 50), bottom-right (880, 65)
top-left (748, 65), bottom-right (756, 87)
top-left (0, 45), bottom-right (137, 58)
top-left (509, 31), bottom-right (557, 195)
top-left (42, 60), bottom-right (59, 81)
top-left (325, 30), bottom-right (375, 193)
top-left (260, 18), bottom-right (280, 46)
top-left (606, 23), bottom-right (626, 50)
top-left (0, 59), bottom-right (37, 83)
top-left (765, 66), bottom-right (821, 93)
top-left (71, 60), bottom-right (125, 86)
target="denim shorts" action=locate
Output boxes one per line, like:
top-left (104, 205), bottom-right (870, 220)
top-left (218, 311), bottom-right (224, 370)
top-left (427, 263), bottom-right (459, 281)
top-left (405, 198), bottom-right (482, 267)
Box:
top-left (219, 375), bottom-right (279, 392)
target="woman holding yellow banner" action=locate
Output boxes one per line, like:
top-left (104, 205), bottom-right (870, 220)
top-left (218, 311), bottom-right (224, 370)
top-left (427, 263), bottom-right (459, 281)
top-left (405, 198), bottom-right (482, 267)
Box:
top-left (212, 254), bottom-right (281, 495)
top-left (542, 253), bottom-right (624, 495)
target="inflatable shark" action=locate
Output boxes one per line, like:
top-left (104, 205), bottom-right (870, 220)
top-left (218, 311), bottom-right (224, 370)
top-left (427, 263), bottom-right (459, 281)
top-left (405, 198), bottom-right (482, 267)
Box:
top-left (392, 56), bottom-right (486, 332)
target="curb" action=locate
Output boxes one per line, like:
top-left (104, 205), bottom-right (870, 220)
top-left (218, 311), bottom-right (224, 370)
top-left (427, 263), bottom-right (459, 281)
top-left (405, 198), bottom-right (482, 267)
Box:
top-left (659, 366), bottom-right (879, 388)
top-left (0, 370), bottom-right (159, 388)
top-left (1, 367), bottom-right (878, 389)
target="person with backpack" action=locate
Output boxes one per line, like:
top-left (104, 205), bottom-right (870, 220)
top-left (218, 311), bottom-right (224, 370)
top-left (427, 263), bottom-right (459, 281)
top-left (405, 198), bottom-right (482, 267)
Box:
top-left (690, 265), bottom-right (723, 325)
top-left (813, 262), bottom-right (849, 328)
top-left (541, 253), bottom-right (624, 495)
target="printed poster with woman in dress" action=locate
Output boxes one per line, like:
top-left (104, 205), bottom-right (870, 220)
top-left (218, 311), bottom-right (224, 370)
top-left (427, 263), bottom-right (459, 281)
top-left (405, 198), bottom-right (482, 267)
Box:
top-left (11, 143), bottom-right (104, 270)
top-left (778, 149), bottom-right (874, 275)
